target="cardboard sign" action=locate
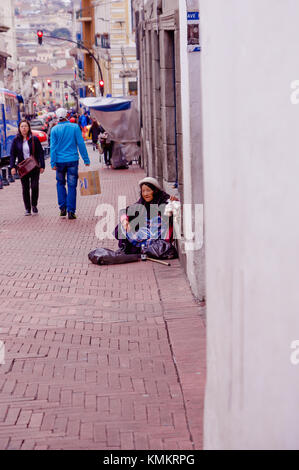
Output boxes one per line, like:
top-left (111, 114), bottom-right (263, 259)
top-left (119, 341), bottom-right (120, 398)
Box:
top-left (78, 170), bottom-right (101, 196)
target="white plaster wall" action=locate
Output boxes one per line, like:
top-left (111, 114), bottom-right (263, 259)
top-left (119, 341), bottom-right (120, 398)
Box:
top-left (179, 0), bottom-right (205, 300)
top-left (201, 0), bottom-right (299, 449)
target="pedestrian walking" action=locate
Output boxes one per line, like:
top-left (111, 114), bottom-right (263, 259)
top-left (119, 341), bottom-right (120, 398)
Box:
top-left (48, 118), bottom-right (58, 145)
top-left (78, 113), bottom-right (88, 131)
top-left (85, 112), bottom-right (91, 126)
top-left (50, 108), bottom-right (90, 220)
top-left (99, 126), bottom-right (113, 166)
top-left (10, 119), bottom-right (45, 216)
top-left (88, 119), bottom-right (101, 151)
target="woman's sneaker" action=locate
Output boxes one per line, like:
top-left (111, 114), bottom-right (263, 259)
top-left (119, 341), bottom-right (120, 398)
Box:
top-left (68, 212), bottom-right (77, 220)
top-left (25, 210), bottom-right (31, 216)
top-left (60, 208), bottom-right (67, 217)
top-left (32, 207), bottom-right (38, 215)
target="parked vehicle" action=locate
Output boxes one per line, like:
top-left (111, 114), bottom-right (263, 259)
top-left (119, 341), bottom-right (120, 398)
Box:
top-left (32, 129), bottom-right (49, 157)
top-left (30, 118), bottom-right (48, 133)
top-left (32, 129), bottom-right (48, 144)
top-left (0, 87), bottom-right (22, 168)
top-left (0, 89), bottom-right (48, 172)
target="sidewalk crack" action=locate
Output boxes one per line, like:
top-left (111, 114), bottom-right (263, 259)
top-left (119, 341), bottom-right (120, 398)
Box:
top-left (152, 265), bottom-right (195, 450)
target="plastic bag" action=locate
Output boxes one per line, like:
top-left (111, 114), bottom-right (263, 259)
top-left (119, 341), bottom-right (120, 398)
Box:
top-left (144, 240), bottom-right (178, 260)
top-left (97, 144), bottom-right (103, 154)
top-left (88, 248), bottom-right (140, 265)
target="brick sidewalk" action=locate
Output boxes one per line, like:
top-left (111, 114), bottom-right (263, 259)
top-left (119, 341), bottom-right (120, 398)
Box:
top-left (0, 146), bottom-right (206, 450)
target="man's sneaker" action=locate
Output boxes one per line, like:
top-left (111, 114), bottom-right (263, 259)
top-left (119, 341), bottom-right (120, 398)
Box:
top-left (25, 210), bottom-right (31, 216)
top-left (32, 206), bottom-right (38, 215)
top-left (68, 212), bottom-right (77, 220)
top-left (60, 208), bottom-right (67, 217)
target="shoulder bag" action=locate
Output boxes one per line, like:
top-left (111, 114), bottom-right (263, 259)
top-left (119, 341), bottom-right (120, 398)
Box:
top-left (17, 136), bottom-right (40, 178)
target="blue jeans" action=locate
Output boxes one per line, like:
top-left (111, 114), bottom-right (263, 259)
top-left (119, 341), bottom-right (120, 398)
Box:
top-left (56, 161), bottom-right (79, 213)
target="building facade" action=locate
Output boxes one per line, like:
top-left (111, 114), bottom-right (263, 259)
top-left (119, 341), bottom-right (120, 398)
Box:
top-left (94, 0), bottom-right (138, 97)
top-left (76, 0), bottom-right (96, 95)
top-left (74, 0), bottom-right (138, 98)
top-left (132, 0), bottom-right (205, 301)
top-left (0, 0), bottom-right (18, 91)
top-left (31, 61), bottom-right (76, 110)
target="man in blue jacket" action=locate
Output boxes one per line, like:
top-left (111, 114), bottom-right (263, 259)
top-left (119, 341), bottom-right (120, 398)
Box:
top-left (50, 108), bottom-right (90, 219)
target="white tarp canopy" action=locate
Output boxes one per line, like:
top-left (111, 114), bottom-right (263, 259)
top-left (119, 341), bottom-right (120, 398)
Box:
top-left (80, 96), bottom-right (140, 144)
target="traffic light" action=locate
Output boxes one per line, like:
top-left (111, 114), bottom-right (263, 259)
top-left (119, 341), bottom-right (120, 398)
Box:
top-left (65, 93), bottom-right (68, 101)
top-left (99, 79), bottom-right (104, 96)
top-left (49, 90), bottom-right (53, 97)
top-left (37, 30), bottom-right (43, 45)
top-left (33, 102), bottom-right (37, 107)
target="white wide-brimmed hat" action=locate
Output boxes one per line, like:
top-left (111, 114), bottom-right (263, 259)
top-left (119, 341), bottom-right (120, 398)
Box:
top-left (139, 177), bottom-right (162, 191)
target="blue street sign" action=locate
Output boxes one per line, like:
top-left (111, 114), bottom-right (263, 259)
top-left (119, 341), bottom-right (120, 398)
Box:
top-left (187, 12), bottom-right (200, 21)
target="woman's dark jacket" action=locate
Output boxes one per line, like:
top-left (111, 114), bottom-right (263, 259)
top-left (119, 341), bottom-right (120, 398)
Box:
top-left (88, 125), bottom-right (101, 143)
top-left (10, 134), bottom-right (45, 169)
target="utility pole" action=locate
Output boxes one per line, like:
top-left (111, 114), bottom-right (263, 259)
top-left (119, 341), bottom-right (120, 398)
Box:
top-left (61, 81), bottom-right (64, 107)
top-left (71, 5), bottom-right (76, 42)
top-left (64, 80), bottom-right (79, 112)
top-left (121, 47), bottom-right (126, 96)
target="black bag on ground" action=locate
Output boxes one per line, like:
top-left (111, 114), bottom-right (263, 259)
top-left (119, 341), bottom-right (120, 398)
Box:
top-left (144, 240), bottom-right (178, 260)
top-left (88, 248), bottom-right (140, 265)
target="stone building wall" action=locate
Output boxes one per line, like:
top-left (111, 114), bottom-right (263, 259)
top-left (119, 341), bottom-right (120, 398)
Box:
top-left (133, 0), bottom-right (205, 301)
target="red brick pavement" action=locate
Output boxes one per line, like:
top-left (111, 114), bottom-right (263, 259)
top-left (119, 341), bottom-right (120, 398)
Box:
top-left (0, 146), bottom-right (206, 450)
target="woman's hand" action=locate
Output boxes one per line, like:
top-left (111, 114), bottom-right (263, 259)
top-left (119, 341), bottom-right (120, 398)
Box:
top-left (120, 214), bottom-right (131, 232)
top-left (11, 168), bottom-right (16, 176)
top-left (121, 219), bottom-right (131, 232)
top-left (170, 196), bottom-right (179, 201)
top-left (40, 168), bottom-right (45, 174)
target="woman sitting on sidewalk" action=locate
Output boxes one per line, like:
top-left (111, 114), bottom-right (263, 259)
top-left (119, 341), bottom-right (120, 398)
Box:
top-left (114, 177), bottom-right (179, 259)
